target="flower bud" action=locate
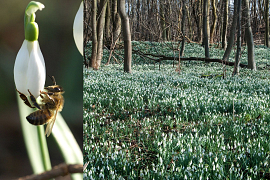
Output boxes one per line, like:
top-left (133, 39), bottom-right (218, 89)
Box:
top-left (14, 1), bottom-right (46, 98)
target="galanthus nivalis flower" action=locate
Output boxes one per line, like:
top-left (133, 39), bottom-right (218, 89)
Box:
top-left (14, 1), bottom-right (45, 98)
top-left (73, 1), bottom-right (83, 55)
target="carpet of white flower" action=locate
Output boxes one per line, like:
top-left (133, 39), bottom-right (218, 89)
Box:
top-left (83, 42), bottom-right (270, 179)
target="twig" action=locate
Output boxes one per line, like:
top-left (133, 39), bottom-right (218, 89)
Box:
top-left (106, 32), bottom-right (121, 65)
top-left (233, 99), bottom-right (235, 121)
top-left (104, 46), bottom-right (120, 64)
top-left (18, 163), bottom-right (83, 180)
top-left (83, 162), bottom-right (89, 171)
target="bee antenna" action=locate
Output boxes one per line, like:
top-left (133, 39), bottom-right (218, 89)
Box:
top-left (48, 75), bottom-right (56, 85)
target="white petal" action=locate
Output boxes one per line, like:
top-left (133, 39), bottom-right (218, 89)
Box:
top-left (26, 41), bottom-right (46, 98)
top-left (14, 40), bottom-right (30, 95)
top-left (73, 2), bottom-right (83, 55)
top-left (36, 41), bottom-right (46, 70)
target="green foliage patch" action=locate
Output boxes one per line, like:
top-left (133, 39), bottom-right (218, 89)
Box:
top-left (84, 42), bottom-right (270, 179)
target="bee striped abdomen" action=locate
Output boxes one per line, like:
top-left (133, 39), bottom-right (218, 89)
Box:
top-left (26, 109), bottom-right (52, 125)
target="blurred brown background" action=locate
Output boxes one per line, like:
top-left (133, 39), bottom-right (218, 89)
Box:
top-left (0, 0), bottom-right (82, 179)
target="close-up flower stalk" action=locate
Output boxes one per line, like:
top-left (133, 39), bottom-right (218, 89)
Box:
top-left (14, 1), bottom-right (83, 179)
top-left (14, 1), bottom-right (51, 174)
top-left (14, 1), bottom-right (46, 98)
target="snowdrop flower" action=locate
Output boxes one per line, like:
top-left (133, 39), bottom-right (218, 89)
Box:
top-left (14, 1), bottom-right (45, 98)
top-left (73, 1), bottom-right (83, 55)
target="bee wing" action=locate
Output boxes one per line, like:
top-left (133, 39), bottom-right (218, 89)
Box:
top-left (45, 108), bottom-right (59, 137)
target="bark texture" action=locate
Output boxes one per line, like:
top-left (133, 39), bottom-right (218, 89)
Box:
top-left (222, 0), bottom-right (228, 49)
top-left (90, 0), bottom-right (98, 68)
top-left (203, 0), bottom-right (210, 58)
top-left (233, 0), bottom-right (241, 75)
top-left (210, 0), bottom-right (217, 43)
top-left (118, 0), bottom-right (132, 73)
top-left (265, 0), bottom-right (269, 47)
top-left (95, 0), bottom-right (108, 70)
top-left (222, 0), bottom-right (238, 62)
top-left (243, 0), bottom-right (256, 70)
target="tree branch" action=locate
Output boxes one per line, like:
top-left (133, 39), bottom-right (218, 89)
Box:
top-left (18, 163), bottom-right (83, 180)
top-left (133, 49), bottom-right (248, 68)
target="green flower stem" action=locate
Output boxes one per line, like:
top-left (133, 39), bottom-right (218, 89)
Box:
top-left (24, 1), bottom-right (44, 41)
top-left (37, 125), bottom-right (52, 171)
top-left (17, 92), bottom-right (82, 179)
top-left (52, 113), bottom-right (83, 180)
top-left (17, 93), bottom-right (50, 174)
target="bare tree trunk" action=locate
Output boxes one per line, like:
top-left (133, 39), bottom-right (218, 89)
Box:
top-left (265, 0), bottom-right (269, 47)
top-left (131, 0), bottom-right (135, 39)
top-left (252, 0), bottom-right (257, 33)
top-left (207, 0), bottom-right (210, 38)
top-left (180, 0), bottom-right (186, 56)
top-left (165, 1), bottom-right (172, 40)
top-left (192, 0), bottom-right (202, 42)
top-left (136, 0), bottom-right (141, 40)
top-left (105, 0), bottom-right (111, 41)
top-left (186, 5), bottom-right (193, 40)
top-left (141, 0), bottom-right (145, 39)
top-left (112, 0), bottom-right (121, 44)
top-left (91, 0), bottom-right (98, 68)
top-left (243, 0), bottom-right (256, 70)
top-left (118, 0), bottom-right (132, 73)
top-left (222, 0), bottom-right (228, 49)
top-left (83, 1), bottom-right (90, 67)
top-left (203, 0), bottom-right (210, 58)
top-left (177, 6), bottom-right (181, 36)
top-left (233, 0), bottom-right (241, 76)
top-left (160, 0), bottom-right (167, 41)
top-left (210, 0), bottom-right (217, 43)
top-left (96, 0), bottom-right (108, 69)
top-left (222, 0), bottom-right (238, 62)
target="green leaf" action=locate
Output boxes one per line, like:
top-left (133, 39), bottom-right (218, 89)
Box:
top-left (52, 113), bottom-right (83, 180)
top-left (17, 93), bottom-right (49, 174)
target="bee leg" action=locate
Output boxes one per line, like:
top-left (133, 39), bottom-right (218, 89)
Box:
top-left (16, 89), bottom-right (35, 108)
top-left (40, 90), bottom-right (56, 104)
top-left (39, 93), bottom-right (45, 99)
top-left (27, 90), bottom-right (41, 110)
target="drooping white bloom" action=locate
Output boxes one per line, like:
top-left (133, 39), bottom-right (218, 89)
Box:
top-left (14, 40), bottom-right (46, 98)
top-left (73, 1), bottom-right (83, 55)
top-left (14, 1), bottom-right (45, 98)
top-left (25, 1), bottom-right (44, 17)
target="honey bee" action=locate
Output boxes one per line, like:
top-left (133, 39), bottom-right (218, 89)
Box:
top-left (17, 76), bottom-right (64, 137)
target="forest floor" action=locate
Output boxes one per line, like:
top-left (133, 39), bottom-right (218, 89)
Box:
top-left (83, 42), bottom-right (270, 179)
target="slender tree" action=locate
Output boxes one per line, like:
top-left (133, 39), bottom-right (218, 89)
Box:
top-left (186, 4), bottom-right (193, 39)
top-left (243, 0), bottom-right (256, 70)
top-left (192, 0), bottom-right (202, 42)
top-left (210, 0), bottom-right (217, 43)
top-left (180, 0), bottom-right (186, 56)
top-left (96, 0), bottom-right (108, 69)
top-left (136, 0), bottom-right (141, 40)
top-left (118, 0), bottom-right (132, 73)
top-left (203, 0), bottom-right (210, 58)
top-left (90, 0), bottom-right (98, 68)
top-left (112, 0), bottom-right (121, 44)
top-left (105, 0), bottom-right (111, 41)
top-left (233, 0), bottom-right (241, 75)
top-left (222, 0), bottom-right (228, 49)
top-left (222, 0), bottom-right (238, 62)
top-left (165, 0), bottom-right (172, 40)
top-left (265, 0), bottom-right (269, 47)
top-left (160, 0), bottom-right (167, 41)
